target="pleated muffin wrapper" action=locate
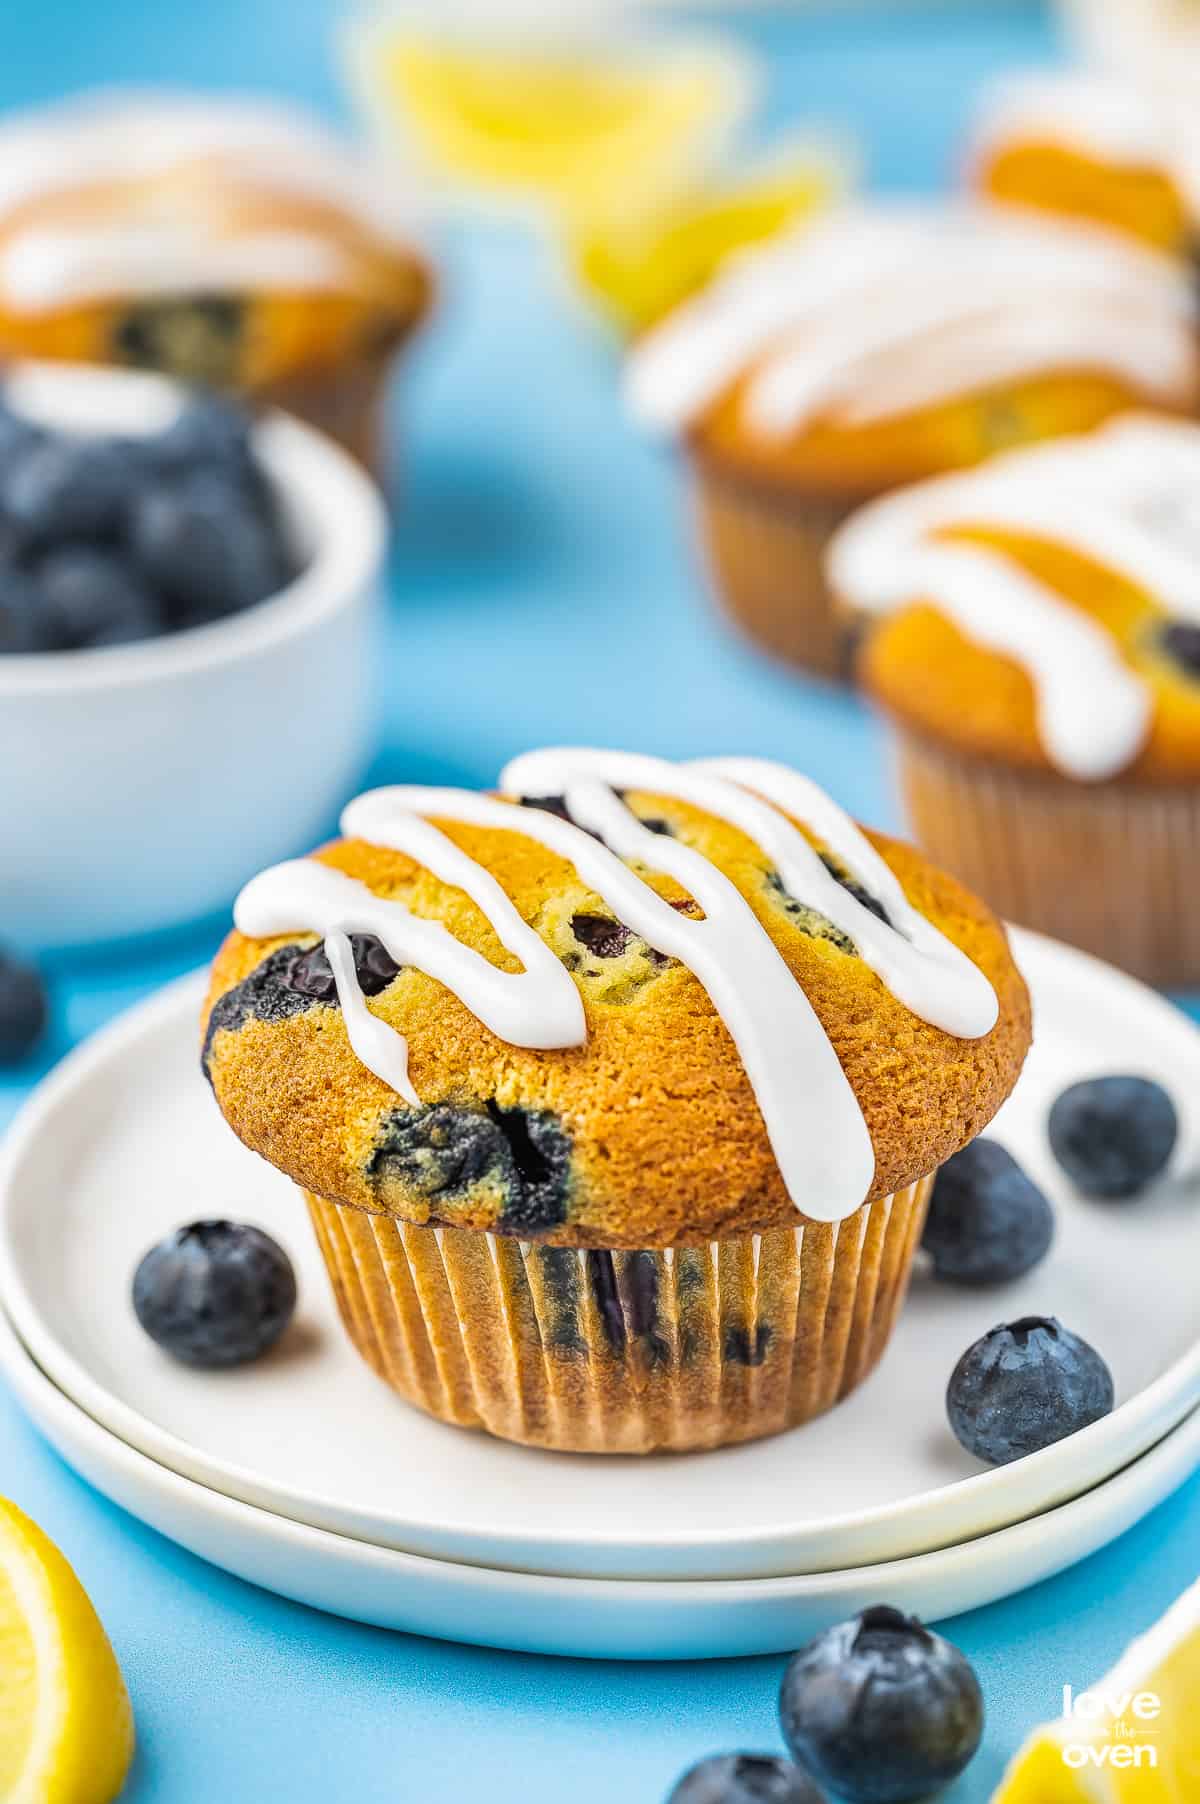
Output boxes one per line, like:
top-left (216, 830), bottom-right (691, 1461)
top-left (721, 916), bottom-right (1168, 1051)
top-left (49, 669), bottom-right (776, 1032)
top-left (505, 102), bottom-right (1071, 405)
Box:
top-left (303, 1175), bottom-right (933, 1455)
top-left (691, 453), bottom-right (862, 683)
top-left (894, 724), bottom-right (1200, 988)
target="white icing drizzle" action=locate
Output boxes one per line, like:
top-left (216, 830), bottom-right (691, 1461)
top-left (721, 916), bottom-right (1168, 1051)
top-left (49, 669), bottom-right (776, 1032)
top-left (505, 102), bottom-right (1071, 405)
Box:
top-left (0, 92), bottom-right (421, 314)
top-left (232, 751), bottom-right (999, 1224)
top-left (625, 203), bottom-right (1195, 439)
top-left (828, 414), bottom-right (1200, 780)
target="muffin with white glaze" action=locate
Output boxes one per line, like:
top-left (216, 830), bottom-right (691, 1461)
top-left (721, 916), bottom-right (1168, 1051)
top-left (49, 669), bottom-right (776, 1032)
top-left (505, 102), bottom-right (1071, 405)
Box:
top-left (201, 749), bottom-right (1029, 1454)
top-left (0, 92), bottom-right (432, 468)
top-left (831, 415), bottom-right (1200, 984)
top-left (626, 202), bottom-right (1197, 681)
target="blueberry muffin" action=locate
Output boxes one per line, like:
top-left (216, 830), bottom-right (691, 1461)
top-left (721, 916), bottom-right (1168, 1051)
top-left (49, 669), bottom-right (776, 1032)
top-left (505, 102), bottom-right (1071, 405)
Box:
top-left (830, 414), bottom-right (1200, 984)
top-left (201, 749), bottom-right (1029, 1454)
top-left (0, 93), bottom-right (432, 469)
top-left (625, 202), bottom-right (1197, 681)
top-left (970, 71), bottom-right (1193, 254)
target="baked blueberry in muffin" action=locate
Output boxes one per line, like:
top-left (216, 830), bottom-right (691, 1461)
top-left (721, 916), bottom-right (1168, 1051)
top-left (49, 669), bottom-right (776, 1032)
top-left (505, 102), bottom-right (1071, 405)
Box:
top-left (202, 749), bottom-right (1030, 1453)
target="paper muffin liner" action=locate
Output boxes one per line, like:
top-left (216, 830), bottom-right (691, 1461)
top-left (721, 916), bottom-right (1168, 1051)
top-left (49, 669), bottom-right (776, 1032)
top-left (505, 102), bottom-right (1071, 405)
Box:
top-left (894, 725), bottom-right (1200, 986)
top-left (303, 1176), bottom-right (933, 1455)
top-left (690, 455), bottom-right (861, 683)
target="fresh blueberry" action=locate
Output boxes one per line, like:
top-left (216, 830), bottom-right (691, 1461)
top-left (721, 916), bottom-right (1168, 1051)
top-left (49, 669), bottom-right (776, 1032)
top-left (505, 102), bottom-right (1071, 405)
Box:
top-left (947, 1316), bottom-right (1114, 1467)
top-left (1048, 1076), bottom-right (1177, 1199)
top-left (779, 1607), bottom-right (984, 1804)
top-left (1, 435), bottom-right (137, 546)
top-left (130, 471), bottom-right (290, 629)
top-left (922, 1139), bottom-right (1054, 1285)
top-left (0, 560), bottom-right (52, 652)
top-left (287, 935), bottom-right (401, 1001)
top-left (0, 948), bottom-right (48, 1063)
top-left (34, 546), bottom-right (162, 650)
top-left (667, 1754), bottom-right (827, 1804)
top-left (148, 394), bottom-right (256, 476)
top-left (132, 1220), bottom-right (297, 1368)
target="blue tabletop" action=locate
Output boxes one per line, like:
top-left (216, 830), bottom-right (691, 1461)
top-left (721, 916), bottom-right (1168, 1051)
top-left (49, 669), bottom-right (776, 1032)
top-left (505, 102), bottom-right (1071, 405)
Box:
top-left (2, 3), bottom-right (1198, 1799)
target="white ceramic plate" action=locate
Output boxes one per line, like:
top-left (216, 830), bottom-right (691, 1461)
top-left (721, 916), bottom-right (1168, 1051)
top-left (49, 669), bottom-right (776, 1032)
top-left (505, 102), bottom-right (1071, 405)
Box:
top-left (3, 1304), bottom-right (1198, 1660)
top-left (1, 932), bottom-right (1199, 1581)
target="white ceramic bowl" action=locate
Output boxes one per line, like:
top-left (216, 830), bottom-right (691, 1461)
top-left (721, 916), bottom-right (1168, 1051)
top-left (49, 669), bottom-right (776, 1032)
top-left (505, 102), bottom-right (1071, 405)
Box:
top-left (0, 362), bottom-right (387, 948)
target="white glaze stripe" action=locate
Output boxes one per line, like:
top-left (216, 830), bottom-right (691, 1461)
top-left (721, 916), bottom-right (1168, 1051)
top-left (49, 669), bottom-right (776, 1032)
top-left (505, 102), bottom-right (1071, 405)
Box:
top-left (828, 414), bottom-right (1200, 779)
top-left (233, 752), bottom-right (1000, 1223)
top-left (626, 204), bottom-right (1194, 439)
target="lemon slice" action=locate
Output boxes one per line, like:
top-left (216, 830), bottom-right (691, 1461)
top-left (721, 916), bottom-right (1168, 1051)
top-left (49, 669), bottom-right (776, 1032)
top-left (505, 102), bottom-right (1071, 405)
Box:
top-left (994, 1575), bottom-right (1200, 1801)
top-left (0, 1499), bottom-right (134, 1804)
top-left (568, 134), bottom-right (852, 335)
top-left (348, 23), bottom-right (755, 220)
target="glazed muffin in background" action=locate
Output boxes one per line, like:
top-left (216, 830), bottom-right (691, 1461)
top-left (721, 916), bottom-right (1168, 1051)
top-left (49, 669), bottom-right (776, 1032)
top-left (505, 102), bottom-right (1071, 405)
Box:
top-left (625, 203), bottom-right (1197, 682)
top-left (201, 748), bottom-right (1029, 1455)
top-left (0, 93), bottom-right (433, 470)
top-left (969, 70), bottom-right (1197, 254)
top-left (831, 415), bottom-right (1200, 986)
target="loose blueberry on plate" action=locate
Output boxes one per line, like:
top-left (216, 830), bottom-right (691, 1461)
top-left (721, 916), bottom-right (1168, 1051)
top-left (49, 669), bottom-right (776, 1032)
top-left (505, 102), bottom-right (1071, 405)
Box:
top-left (1048, 1076), bottom-right (1177, 1199)
top-left (922, 1139), bottom-right (1054, 1285)
top-left (947, 1316), bottom-right (1114, 1467)
top-left (0, 948), bottom-right (48, 1064)
top-left (779, 1607), bottom-right (983, 1804)
top-left (667, 1753), bottom-right (827, 1804)
top-left (132, 1221), bottom-right (297, 1368)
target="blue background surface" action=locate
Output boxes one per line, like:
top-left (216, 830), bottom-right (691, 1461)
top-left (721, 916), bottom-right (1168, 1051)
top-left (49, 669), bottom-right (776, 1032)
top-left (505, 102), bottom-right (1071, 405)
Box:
top-left (1, 3), bottom-right (1198, 1798)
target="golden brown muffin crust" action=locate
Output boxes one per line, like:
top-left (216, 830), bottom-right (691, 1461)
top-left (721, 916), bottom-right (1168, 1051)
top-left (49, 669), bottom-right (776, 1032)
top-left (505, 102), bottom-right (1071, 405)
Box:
top-left (202, 791), bottom-right (1030, 1248)
top-left (856, 525), bottom-right (1200, 784)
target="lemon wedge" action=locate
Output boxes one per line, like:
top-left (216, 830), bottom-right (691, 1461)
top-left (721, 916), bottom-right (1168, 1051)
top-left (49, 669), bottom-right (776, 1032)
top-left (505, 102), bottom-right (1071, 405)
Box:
top-left (568, 134), bottom-right (852, 335)
top-left (0, 1499), bottom-right (134, 1804)
top-left (348, 23), bottom-right (755, 220)
top-left (994, 1575), bottom-right (1200, 1802)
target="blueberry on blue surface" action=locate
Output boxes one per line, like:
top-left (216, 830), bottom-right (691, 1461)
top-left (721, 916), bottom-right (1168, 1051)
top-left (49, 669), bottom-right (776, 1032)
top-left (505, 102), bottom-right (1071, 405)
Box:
top-left (778, 1606), bottom-right (984, 1804)
top-left (922, 1139), bottom-right (1054, 1285)
top-left (130, 470), bottom-right (290, 628)
top-left (0, 947), bottom-right (48, 1064)
top-left (2, 434), bottom-right (137, 545)
top-left (34, 546), bottom-right (162, 649)
top-left (1048, 1076), bottom-right (1177, 1199)
top-left (667, 1753), bottom-right (827, 1804)
top-left (947, 1316), bottom-right (1114, 1467)
top-left (132, 1220), bottom-right (297, 1368)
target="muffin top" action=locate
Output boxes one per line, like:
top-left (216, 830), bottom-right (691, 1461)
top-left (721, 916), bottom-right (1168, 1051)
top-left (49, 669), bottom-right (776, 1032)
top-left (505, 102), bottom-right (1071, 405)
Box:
top-left (202, 750), bottom-right (1030, 1248)
top-left (832, 415), bottom-right (1200, 785)
top-left (0, 92), bottom-right (431, 386)
top-left (970, 71), bottom-right (1197, 253)
top-left (625, 203), bottom-right (1197, 501)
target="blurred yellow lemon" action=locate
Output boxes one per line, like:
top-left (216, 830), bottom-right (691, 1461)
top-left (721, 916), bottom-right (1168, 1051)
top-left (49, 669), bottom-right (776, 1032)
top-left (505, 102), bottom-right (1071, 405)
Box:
top-left (349, 25), bottom-right (755, 219)
top-left (0, 1499), bottom-right (134, 1804)
top-left (994, 1575), bottom-right (1200, 1801)
top-left (569, 135), bottom-right (851, 335)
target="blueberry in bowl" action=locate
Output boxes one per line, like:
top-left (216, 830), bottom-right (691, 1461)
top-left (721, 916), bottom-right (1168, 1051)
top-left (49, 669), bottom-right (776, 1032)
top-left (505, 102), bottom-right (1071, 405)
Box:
top-left (0, 361), bottom-right (386, 947)
top-left (1048, 1075), bottom-right (1177, 1199)
top-left (947, 1316), bottom-right (1114, 1466)
top-left (133, 1220), bottom-right (297, 1368)
top-left (778, 1607), bottom-right (983, 1803)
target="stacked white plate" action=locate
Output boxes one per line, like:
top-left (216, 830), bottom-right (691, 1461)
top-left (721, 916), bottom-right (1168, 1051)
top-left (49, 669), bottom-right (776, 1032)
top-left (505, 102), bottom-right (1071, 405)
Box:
top-left (1, 930), bottom-right (1198, 1659)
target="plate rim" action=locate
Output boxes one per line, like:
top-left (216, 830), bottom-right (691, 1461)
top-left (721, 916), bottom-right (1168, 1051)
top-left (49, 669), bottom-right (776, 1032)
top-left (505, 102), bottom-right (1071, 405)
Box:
top-left (2, 933), bottom-right (1200, 1581)
top-left (3, 1300), bottom-right (1199, 1659)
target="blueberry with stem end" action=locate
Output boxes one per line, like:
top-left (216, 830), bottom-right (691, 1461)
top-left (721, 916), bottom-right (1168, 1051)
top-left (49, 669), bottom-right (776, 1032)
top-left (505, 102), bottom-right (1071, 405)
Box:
top-left (922, 1139), bottom-right (1054, 1285)
top-left (667, 1754), bottom-right (828, 1803)
top-left (779, 1607), bottom-right (983, 1804)
top-left (947, 1316), bottom-right (1114, 1467)
top-left (132, 1221), bottom-right (296, 1368)
top-left (1048, 1076), bottom-right (1177, 1199)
